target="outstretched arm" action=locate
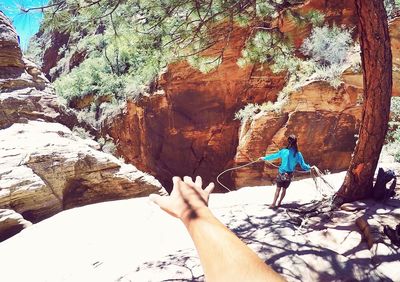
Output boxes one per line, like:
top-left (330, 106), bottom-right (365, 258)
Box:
top-left (259, 150), bottom-right (282, 161)
top-left (150, 176), bottom-right (285, 282)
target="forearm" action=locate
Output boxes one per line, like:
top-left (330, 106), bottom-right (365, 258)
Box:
top-left (183, 208), bottom-right (285, 282)
top-left (262, 151), bottom-right (281, 161)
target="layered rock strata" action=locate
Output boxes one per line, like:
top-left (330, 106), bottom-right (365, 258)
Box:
top-left (0, 11), bottom-right (165, 241)
top-left (234, 82), bottom-right (362, 186)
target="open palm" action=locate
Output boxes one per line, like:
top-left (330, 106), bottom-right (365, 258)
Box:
top-left (149, 176), bottom-right (215, 221)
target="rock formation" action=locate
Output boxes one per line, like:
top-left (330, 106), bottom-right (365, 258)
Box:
top-left (29, 1), bottom-right (400, 191)
top-left (237, 16), bottom-right (400, 187)
top-left (106, 0), bottom-right (360, 190)
top-left (107, 25), bottom-right (286, 191)
top-left (234, 82), bottom-right (362, 186)
top-left (0, 209), bottom-right (31, 242)
top-left (0, 11), bottom-right (166, 241)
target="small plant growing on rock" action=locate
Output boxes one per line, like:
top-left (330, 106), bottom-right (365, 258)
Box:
top-left (385, 97), bottom-right (400, 162)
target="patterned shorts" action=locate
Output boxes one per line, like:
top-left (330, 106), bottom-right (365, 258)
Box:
top-left (276, 172), bottom-right (293, 189)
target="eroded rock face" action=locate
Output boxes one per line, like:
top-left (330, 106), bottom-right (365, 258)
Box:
top-left (107, 26), bottom-right (286, 191)
top-left (0, 12), bottom-right (24, 70)
top-left (234, 82), bottom-right (362, 187)
top-left (0, 121), bottom-right (164, 222)
top-left (0, 11), bottom-right (166, 237)
top-left (106, 0), bottom-right (358, 191)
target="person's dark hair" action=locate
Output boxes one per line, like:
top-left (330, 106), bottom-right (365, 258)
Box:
top-left (287, 134), bottom-right (298, 155)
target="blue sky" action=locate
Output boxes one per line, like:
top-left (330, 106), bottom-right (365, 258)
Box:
top-left (1, 0), bottom-right (49, 51)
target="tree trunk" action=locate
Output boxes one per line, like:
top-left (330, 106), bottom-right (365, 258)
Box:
top-left (335, 0), bottom-right (392, 203)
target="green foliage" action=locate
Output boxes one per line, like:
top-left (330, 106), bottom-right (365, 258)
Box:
top-left (236, 24), bottom-right (359, 123)
top-left (384, 0), bottom-right (400, 18)
top-left (385, 97), bottom-right (400, 162)
top-left (386, 97), bottom-right (400, 141)
top-left (54, 56), bottom-right (127, 100)
top-left (234, 99), bottom-right (285, 122)
top-left (31, 0), bottom-right (323, 107)
top-left (301, 25), bottom-right (353, 66)
top-left (256, 2), bottom-right (277, 18)
top-left (305, 10), bottom-right (325, 26)
top-left (188, 55), bottom-right (222, 73)
top-left (29, 1), bottom-right (339, 127)
top-left (238, 31), bottom-right (293, 68)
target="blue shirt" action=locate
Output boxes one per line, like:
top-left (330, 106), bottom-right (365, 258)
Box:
top-left (262, 148), bottom-right (310, 174)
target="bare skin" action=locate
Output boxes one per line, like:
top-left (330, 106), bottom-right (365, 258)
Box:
top-left (271, 186), bottom-right (287, 208)
top-left (150, 176), bottom-right (285, 282)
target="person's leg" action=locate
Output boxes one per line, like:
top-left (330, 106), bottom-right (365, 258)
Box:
top-left (271, 186), bottom-right (281, 208)
top-left (277, 188), bottom-right (287, 207)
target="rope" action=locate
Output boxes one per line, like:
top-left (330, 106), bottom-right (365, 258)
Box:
top-left (216, 158), bottom-right (337, 234)
top-left (216, 159), bottom-right (312, 192)
top-left (216, 159), bottom-right (260, 192)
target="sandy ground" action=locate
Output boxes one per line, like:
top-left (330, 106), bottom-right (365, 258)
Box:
top-left (0, 171), bottom-right (399, 282)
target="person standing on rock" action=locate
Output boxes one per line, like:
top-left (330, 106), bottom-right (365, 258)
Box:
top-left (259, 135), bottom-right (313, 208)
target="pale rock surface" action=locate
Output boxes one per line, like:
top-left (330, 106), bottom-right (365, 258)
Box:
top-left (0, 120), bottom-right (166, 223)
top-left (0, 11), bottom-right (166, 241)
top-left (0, 172), bottom-right (398, 282)
top-left (0, 209), bottom-right (31, 241)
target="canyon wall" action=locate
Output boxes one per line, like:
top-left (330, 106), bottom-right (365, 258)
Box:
top-left (106, 0), bottom-right (360, 190)
top-left (32, 0), bottom-right (400, 191)
top-left (234, 82), bottom-right (362, 186)
top-left (0, 11), bottom-right (165, 241)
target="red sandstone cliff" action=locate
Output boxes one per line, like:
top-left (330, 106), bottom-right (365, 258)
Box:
top-left (106, 0), bottom-right (362, 190)
top-left (107, 26), bottom-right (286, 191)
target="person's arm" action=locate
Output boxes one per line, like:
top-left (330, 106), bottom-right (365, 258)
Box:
top-left (150, 176), bottom-right (285, 282)
top-left (296, 152), bottom-right (311, 171)
top-left (259, 150), bottom-right (282, 161)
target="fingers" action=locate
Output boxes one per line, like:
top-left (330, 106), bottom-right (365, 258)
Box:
top-left (204, 182), bottom-right (215, 194)
top-left (182, 175), bottom-right (203, 187)
top-left (178, 179), bottom-right (200, 200)
top-left (183, 176), bottom-right (203, 195)
top-left (170, 176), bottom-right (182, 196)
top-left (183, 176), bottom-right (196, 187)
top-left (195, 176), bottom-right (202, 188)
top-left (182, 175), bottom-right (213, 193)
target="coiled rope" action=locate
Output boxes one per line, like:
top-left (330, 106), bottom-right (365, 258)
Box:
top-left (216, 159), bottom-right (311, 192)
top-left (216, 159), bottom-right (337, 235)
top-left (216, 159), bottom-right (261, 192)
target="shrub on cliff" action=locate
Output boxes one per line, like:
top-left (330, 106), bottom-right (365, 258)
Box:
top-left (235, 24), bottom-right (359, 123)
top-left (385, 0), bottom-right (400, 18)
top-left (301, 25), bottom-right (353, 67)
top-left (28, 0), bottom-right (328, 105)
top-left (385, 97), bottom-right (400, 162)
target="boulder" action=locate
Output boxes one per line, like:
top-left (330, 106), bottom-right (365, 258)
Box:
top-left (0, 120), bottom-right (166, 222)
top-left (0, 209), bottom-right (31, 242)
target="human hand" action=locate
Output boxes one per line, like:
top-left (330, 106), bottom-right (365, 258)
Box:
top-left (149, 176), bottom-right (215, 223)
